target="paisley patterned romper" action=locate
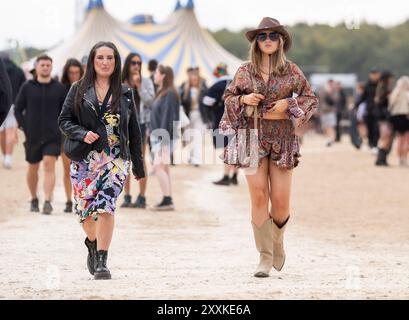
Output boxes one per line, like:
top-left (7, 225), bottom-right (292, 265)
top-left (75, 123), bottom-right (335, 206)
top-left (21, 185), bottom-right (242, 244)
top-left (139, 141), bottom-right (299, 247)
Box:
top-left (219, 60), bottom-right (319, 170)
top-left (70, 102), bottom-right (130, 223)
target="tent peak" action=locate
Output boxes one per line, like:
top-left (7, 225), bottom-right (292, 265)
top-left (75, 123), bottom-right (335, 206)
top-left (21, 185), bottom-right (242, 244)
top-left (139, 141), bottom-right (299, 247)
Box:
top-left (174, 0), bottom-right (182, 11)
top-left (186, 0), bottom-right (194, 10)
top-left (87, 0), bottom-right (104, 11)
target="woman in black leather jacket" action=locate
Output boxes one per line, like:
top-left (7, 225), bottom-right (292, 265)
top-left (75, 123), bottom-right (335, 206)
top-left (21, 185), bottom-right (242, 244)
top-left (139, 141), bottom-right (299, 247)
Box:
top-left (58, 41), bottom-right (145, 280)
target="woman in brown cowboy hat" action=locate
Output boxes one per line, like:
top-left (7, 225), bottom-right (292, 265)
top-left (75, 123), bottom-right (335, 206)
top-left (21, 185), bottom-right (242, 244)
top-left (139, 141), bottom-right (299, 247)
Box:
top-left (219, 17), bottom-right (318, 277)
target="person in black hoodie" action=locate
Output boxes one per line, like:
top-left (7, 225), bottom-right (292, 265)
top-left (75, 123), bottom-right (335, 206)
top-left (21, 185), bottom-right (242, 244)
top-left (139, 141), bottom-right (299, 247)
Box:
top-left (0, 56), bottom-right (26, 169)
top-left (356, 68), bottom-right (381, 152)
top-left (0, 57), bottom-right (12, 126)
top-left (15, 54), bottom-right (67, 215)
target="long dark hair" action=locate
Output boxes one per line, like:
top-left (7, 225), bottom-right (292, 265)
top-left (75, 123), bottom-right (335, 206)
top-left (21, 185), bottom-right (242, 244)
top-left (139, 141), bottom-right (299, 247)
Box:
top-left (74, 41), bottom-right (122, 114)
top-left (122, 52), bottom-right (142, 107)
top-left (375, 71), bottom-right (394, 106)
top-left (61, 58), bottom-right (84, 88)
top-left (122, 52), bottom-right (142, 84)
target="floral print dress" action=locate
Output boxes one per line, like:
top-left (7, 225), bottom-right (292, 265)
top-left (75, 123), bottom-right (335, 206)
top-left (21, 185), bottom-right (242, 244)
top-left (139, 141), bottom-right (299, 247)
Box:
top-left (70, 103), bottom-right (130, 223)
top-left (219, 60), bottom-right (318, 170)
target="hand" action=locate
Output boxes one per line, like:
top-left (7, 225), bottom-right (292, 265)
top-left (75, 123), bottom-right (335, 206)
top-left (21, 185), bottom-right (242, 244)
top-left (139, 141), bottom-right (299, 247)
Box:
top-left (242, 93), bottom-right (265, 106)
top-left (270, 99), bottom-right (289, 113)
top-left (83, 131), bottom-right (100, 144)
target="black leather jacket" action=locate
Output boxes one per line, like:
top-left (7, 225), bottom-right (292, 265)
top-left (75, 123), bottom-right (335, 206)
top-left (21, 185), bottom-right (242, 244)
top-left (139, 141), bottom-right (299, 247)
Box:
top-left (58, 82), bottom-right (145, 179)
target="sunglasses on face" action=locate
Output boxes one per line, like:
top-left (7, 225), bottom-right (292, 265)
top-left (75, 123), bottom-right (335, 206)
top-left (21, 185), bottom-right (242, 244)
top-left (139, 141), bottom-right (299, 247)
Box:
top-left (257, 32), bottom-right (280, 42)
top-left (131, 61), bottom-right (142, 66)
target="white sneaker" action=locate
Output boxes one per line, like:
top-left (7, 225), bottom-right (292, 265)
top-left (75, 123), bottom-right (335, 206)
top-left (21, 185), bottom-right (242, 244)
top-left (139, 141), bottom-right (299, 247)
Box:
top-left (3, 155), bottom-right (12, 169)
top-left (371, 147), bottom-right (378, 156)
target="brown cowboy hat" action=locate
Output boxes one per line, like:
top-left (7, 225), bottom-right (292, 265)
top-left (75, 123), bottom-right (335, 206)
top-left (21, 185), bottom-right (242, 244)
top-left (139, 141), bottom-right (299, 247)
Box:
top-left (245, 17), bottom-right (292, 52)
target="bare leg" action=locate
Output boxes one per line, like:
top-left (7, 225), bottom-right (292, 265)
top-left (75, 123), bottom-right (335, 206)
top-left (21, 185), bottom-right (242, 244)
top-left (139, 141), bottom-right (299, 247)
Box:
top-left (153, 147), bottom-right (171, 197)
top-left (378, 121), bottom-right (392, 150)
top-left (245, 157), bottom-right (270, 228)
top-left (4, 127), bottom-right (17, 155)
top-left (61, 153), bottom-right (72, 202)
top-left (396, 134), bottom-right (404, 159)
top-left (227, 164), bottom-right (237, 176)
top-left (138, 142), bottom-right (148, 197)
top-left (96, 213), bottom-right (115, 251)
top-left (0, 132), bottom-right (5, 155)
top-left (82, 217), bottom-right (97, 241)
top-left (404, 132), bottom-right (409, 160)
top-left (43, 156), bottom-right (57, 202)
top-left (123, 175), bottom-right (131, 196)
top-left (357, 123), bottom-right (367, 141)
top-left (154, 163), bottom-right (171, 197)
top-left (324, 126), bottom-right (335, 145)
top-left (269, 162), bottom-right (293, 226)
top-left (27, 162), bottom-right (40, 200)
top-left (163, 163), bottom-right (171, 196)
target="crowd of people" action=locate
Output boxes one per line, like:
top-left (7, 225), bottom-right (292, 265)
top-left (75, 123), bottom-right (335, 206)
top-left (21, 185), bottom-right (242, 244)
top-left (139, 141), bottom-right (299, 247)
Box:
top-left (351, 69), bottom-right (409, 167)
top-left (1, 30), bottom-right (408, 280)
top-left (303, 69), bottom-right (409, 169)
top-left (0, 51), bottom-right (408, 217)
top-left (0, 48), bottom-right (242, 217)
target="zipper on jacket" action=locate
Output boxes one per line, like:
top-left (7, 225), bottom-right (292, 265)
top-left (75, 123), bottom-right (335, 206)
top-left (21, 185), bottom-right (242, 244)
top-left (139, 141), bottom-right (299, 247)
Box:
top-left (83, 96), bottom-right (106, 127)
top-left (83, 97), bottom-right (98, 117)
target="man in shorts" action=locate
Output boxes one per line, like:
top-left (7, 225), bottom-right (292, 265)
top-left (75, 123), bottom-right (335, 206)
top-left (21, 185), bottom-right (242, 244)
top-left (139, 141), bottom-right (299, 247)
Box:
top-left (15, 55), bottom-right (67, 215)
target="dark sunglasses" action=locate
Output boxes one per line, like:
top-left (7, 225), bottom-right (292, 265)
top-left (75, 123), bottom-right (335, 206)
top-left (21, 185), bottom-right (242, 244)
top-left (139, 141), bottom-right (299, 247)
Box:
top-left (131, 61), bottom-right (142, 66)
top-left (257, 32), bottom-right (280, 42)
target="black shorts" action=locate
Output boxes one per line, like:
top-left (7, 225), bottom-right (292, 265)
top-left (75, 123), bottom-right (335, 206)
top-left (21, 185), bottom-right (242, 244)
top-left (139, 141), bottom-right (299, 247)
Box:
top-left (24, 142), bottom-right (61, 164)
top-left (390, 115), bottom-right (409, 134)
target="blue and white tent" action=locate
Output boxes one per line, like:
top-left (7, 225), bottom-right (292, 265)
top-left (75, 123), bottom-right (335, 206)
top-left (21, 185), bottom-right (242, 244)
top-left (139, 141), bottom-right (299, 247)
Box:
top-left (40, 0), bottom-right (242, 84)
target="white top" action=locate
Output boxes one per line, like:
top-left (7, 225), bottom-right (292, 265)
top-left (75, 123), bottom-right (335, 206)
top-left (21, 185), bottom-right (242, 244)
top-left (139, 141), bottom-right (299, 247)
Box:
top-left (389, 92), bottom-right (409, 116)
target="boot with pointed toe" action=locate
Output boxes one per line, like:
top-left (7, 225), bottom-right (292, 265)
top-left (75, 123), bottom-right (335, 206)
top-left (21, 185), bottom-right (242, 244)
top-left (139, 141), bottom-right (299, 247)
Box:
top-left (272, 217), bottom-right (289, 272)
top-left (94, 250), bottom-right (111, 280)
top-left (252, 219), bottom-right (274, 278)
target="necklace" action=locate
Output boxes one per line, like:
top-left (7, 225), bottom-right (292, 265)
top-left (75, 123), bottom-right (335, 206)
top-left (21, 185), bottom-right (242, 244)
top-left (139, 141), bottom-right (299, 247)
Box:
top-left (95, 81), bottom-right (109, 102)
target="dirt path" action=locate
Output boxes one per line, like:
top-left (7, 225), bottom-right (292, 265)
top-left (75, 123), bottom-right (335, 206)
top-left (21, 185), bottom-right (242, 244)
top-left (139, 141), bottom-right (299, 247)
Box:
top-left (1, 132), bottom-right (409, 299)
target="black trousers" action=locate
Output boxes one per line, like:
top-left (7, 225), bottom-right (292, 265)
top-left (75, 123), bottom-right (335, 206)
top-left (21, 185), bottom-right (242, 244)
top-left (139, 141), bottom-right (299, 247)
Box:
top-left (335, 112), bottom-right (342, 142)
top-left (364, 115), bottom-right (379, 148)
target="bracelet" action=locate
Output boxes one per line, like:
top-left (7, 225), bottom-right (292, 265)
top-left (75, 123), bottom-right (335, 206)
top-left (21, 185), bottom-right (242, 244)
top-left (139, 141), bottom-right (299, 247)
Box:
top-left (239, 95), bottom-right (245, 106)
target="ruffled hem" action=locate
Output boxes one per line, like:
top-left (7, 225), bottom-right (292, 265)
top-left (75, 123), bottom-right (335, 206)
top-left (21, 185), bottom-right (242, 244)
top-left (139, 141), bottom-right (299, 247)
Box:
top-left (77, 207), bottom-right (115, 224)
top-left (219, 135), bottom-right (301, 170)
top-left (219, 119), bottom-right (301, 170)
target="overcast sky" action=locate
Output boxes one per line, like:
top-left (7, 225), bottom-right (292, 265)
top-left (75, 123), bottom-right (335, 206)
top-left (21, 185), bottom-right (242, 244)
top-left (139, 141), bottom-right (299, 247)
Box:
top-left (0, 0), bottom-right (408, 50)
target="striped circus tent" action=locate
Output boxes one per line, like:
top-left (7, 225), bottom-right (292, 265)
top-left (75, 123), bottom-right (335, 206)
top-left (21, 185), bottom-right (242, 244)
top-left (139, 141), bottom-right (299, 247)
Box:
top-left (34, 0), bottom-right (242, 84)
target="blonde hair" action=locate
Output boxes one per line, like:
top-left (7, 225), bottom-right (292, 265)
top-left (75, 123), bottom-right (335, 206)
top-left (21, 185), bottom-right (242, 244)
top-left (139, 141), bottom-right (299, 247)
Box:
top-left (249, 34), bottom-right (287, 76)
top-left (389, 76), bottom-right (409, 107)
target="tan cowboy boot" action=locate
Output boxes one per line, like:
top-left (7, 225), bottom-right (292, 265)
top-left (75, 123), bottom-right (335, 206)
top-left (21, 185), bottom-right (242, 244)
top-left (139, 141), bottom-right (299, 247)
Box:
top-left (251, 219), bottom-right (274, 277)
top-left (272, 217), bottom-right (289, 272)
